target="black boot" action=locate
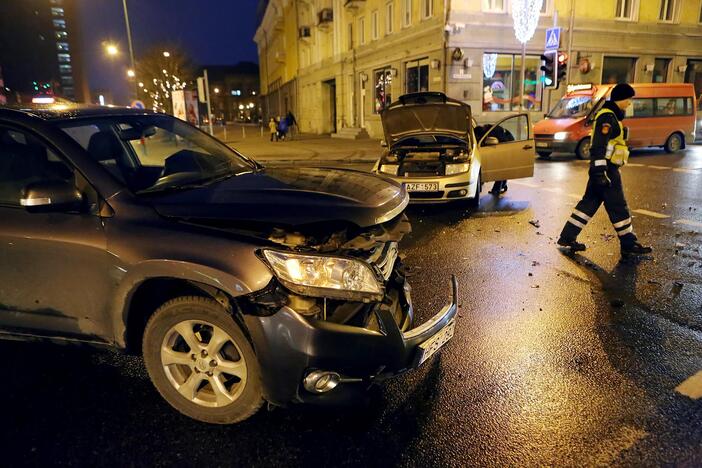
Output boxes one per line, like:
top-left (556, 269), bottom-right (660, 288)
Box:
top-left (557, 238), bottom-right (586, 252)
top-left (621, 242), bottom-right (653, 256)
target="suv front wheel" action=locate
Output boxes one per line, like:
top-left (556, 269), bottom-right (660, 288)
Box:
top-left (143, 296), bottom-right (264, 424)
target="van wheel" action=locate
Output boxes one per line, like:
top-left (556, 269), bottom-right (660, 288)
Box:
top-left (143, 296), bottom-right (264, 424)
top-left (537, 151), bottom-right (552, 159)
top-left (575, 138), bottom-right (591, 160)
top-left (664, 133), bottom-right (683, 153)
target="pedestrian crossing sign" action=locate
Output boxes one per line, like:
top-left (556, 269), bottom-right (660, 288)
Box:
top-left (545, 27), bottom-right (561, 51)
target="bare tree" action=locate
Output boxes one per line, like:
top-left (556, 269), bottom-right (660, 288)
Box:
top-left (135, 45), bottom-right (195, 113)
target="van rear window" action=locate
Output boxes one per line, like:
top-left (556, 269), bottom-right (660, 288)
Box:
top-left (625, 97), bottom-right (693, 118)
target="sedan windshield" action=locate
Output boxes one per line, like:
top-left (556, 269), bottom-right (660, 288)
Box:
top-left (59, 114), bottom-right (256, 193)
top-left (547, 95), bottom-right (594, 119)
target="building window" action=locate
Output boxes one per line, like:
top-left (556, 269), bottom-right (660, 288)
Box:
top-left (683, 59), bottom-right (702, 103)
top-left (615, 0), bottom-right (638, 20)
top-left (358, 17), bottom-right (366, 45)
top-left (658, 0), bottom-right (678, 22)
top-left (59, 64), bottom-right (72, 74)
top-left (421, 0), bottom-right (433, 18)
top-left (371, 10), bottom-right (379, 40)
top-left (52, 19), bottom-right (66, 29)
top-left (482, 53), bottom-right (543, 112)
top-left (55, 31), bottom-right (68, 40)
top-left (602, 56), bottom-right (637, 84)
top-left (348, 23), bottom-right (353, 50)
top-left (653, 58), bottom-right (670, 83)
top-left (57, 53), bottom-right (71, 63)
top-left (386, 2), bottom-right (394, 34)
top-left (540, 0), bottom-right (553, 15)
top-left (61, 76), bottom-right (74, 85)
top-left (374, 67), bottom-right (393, 113)
top-left (403, 0), bottom-right (412, 27)
top-left (405, 58), bottom-right (429, 93)
top-left (56, 42), bottom-right (70, 52)
top-left (51, 7), bottom-right (64, 16)
top-left (483, 0), bottom-right (506, 13)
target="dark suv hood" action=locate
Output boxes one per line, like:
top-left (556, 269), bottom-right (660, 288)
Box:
top-left (148, 166), bottom-right (409, 228)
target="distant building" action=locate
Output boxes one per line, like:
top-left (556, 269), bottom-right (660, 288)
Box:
top-left (199, 62), bottom-right (261, 123)
top-left (255, 0), bottom-right (702, 138)
top-left (0, 0), bottom-right (89, 103)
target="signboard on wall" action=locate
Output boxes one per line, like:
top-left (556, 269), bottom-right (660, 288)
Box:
top-left (184, 90), bottom-right (200, 125)
top-left (172, 90), bottom-right (186, 121)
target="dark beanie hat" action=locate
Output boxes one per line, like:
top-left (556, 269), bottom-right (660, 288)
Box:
top-left (611, 83), bottom-right (635, 101)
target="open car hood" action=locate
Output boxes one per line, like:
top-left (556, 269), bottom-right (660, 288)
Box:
top-left (381, 93), bottom-right (472, 148)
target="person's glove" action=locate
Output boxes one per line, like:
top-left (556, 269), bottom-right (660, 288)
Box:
top-left (593, 172), bottom-right (612, 188)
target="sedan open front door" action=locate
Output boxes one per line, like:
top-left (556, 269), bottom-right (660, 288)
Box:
top-left (478, 114), bottom-right (535, 182)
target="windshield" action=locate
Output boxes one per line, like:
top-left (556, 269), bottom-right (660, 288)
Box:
top-left (59, 114), bottom-right (256, 193)
top-left (547, 95), bottom-right (594, 119)
top-left (394, 134), bottom-right (469, 147)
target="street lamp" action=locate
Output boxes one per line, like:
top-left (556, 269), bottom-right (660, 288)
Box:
top-left (214, 87), bottom-right (220, 94)
top-left (104, 43), bottom-right (119, 57)
top-left (126, 69), bottom-right (135, 78)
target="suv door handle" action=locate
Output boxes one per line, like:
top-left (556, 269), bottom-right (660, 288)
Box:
top-left (523, 144), bottom-right (533, 150)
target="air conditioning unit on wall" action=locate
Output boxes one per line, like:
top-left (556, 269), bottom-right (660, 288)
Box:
top-left (299, 27), bottom-right (311, 38)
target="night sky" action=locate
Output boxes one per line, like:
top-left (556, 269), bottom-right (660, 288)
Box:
top-left (79, 0), bottom-right (260, 104)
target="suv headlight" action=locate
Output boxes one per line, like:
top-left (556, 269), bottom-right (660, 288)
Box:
top-left (379, 164), bottom-right (399, 175)
top-left (262, 250), bottom-right (383, 301)
top-left (554, 131), bottom-right (569, 141)
top-left (445, 163), bottom-right (470, 175)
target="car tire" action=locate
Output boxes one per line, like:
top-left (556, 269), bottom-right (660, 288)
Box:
top-left (664, 133), bottom-right (683, 153)
top-left (537, 151), bottom-right (552, 159)
top-left (575, 138), bottom-right (591, 160)
top-left (143, 296), bottom-right (264, 424)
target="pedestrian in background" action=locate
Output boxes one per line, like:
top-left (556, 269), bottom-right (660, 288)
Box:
top-left (277, 115), bottom-right (288, 141)
top-left (268, 117), bottom-right (278, 142)
top-left (557, 83), bottom-right (653, 257)
top-left (285, 111), bottom-right (297, 140)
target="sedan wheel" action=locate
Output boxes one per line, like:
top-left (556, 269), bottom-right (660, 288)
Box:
top-left (575, 138), bottom-right (591, 160)
top-left (143, 296), bottom-right (263, 424)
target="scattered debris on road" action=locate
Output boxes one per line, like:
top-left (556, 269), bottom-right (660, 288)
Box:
top-left (529, 219), bottom-right (541, 228)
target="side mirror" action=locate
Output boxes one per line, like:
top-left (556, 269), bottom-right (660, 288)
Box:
top-left (482, 136), bottom-right (500, 146)
top-left (20, 180), bottom-right (83, 213)
top-left (380, 140), bottom-right (388, 148)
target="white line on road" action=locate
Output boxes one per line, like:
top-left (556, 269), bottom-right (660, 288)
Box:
top-left (626, 163), bottom-right (646, 167)
top-left (632, 209), bottom-right (671, 219)
top-left (675, 370), bottom-right (702, 400)
top-left (543, 187), bottom-right (562, 193)
top-left (675, 219), bottom-right (702, 228)
top-left (647, 165), bottom-right (671, 170)
top-left (672, 168), bottom-right (700, 174)
top-left (567, 193), bottom-right (582, 199)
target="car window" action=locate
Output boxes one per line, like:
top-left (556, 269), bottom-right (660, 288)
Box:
top-left (0, 126), bottom-right (74, 207)
top-left (626, 98), bottom-right (654, 118)
top-left (485, 114), bottom-right (528, 143)
top-left (654, 97), bottom-right (692, 116)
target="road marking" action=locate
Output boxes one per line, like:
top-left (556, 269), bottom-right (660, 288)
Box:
top-left (510, 180), bottom-right (540, 188)
top-left (675, 219), bottom-right (702, 228)
top-left (673, 168), bottom-right (700, 174)
top-left (647, 165), bottom-right (671, 170)
top-left (567, 193), bottom-right (582, 199)
top-left (632, 209), bottom-right (670, 219)
top-left (675, 370), bottom-right (702, 400)
top-left (626, 163), bottom-right (645, 167)
top-left (543, 187), bottom-right (562, 193)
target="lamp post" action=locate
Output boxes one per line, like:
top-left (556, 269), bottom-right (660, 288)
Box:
top-left (122, 0), bottom-right (138, 99)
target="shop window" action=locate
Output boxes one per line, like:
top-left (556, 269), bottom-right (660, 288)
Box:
top-left (483, 0), bottom-right (506, 13)
top-left (386, 2), bottom-right (394, 34)
top-left (57, 53), bottom-right (71, 63)
top-left (358, 17), bottom-right (366, 45)
top-left (482, 53), bottom-right (543, 112)
top-left (405, 58), bottom-right (429, 94)
top-left (601, 57), bottom-right (636, 84)
top-left (56, 42), bottom-right (70, 52)
top-left (403, 0), bottom-right (412, 27)
top-left (53, 19), bottom-right (66, 29)
top-left (615, 0), bottom-right (638, 20)
top-left (658, 0), bottom-right (678, 22)
top-left (652, 58), bottom-right (670, 83)
top-left (654, 97), bottom-right (692, 116)
top-left (422, 0), bottom-right (433, 19)
top-left (374, 68), bottom-right (393, 113)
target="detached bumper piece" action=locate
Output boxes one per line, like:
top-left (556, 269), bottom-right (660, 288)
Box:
top-left (244, 275), bottom-right (458, 406)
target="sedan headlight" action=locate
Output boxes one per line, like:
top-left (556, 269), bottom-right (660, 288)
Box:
top-left (554, 131), bottom-right (569, 141)
top-left (445, 163), bottom-right (470, 176)
top-left (379, 164), bottom-right (399, 176)
top-left (262, 250), bottom-right (383, 301)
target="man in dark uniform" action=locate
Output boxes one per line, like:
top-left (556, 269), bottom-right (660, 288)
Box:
top-left (557, 83), bottom-right (653, 257)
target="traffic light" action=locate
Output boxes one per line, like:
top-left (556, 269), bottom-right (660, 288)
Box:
top-left (540, 51), bottom-right (557, 89)
top-left (557, 52), bottom-right (568, 86)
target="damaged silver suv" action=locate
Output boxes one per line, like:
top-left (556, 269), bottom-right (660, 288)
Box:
top-left (0, 105), bottom-right (457, 424)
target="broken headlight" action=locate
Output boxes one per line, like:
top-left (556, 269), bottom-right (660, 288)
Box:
top-left (262, 250), bottom-right (383, 301)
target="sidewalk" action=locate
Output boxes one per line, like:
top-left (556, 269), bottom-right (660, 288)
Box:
top-left (211, 124), bottom-right (382, 163)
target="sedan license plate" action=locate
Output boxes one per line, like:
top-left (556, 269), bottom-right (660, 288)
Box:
top-left (417, 319), bottom-right (456, 366)
top-left (536, 142), bottom-right (549, 148)
top-left (405, 182), bottom-right (439, 192)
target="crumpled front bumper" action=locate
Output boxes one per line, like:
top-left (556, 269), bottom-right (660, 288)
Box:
top-left (243, 275), bottom-right (458, 406)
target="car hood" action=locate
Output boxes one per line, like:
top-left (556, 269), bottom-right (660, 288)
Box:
top-left (534, 117), bottom-right (583, 134)
top-left (148, 166), bottom-right (409, 228)
top-left (381, 102), bottom-right (471, 148)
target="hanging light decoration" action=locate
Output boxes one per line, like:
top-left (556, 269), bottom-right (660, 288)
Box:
top-left (511, 0), bottom-right (543, 44)
top-left (483, 53), bottom-right (498, 79)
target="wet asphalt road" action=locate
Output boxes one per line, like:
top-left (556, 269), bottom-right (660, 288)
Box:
top-left (2, 145), bottom-right (701, 467)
